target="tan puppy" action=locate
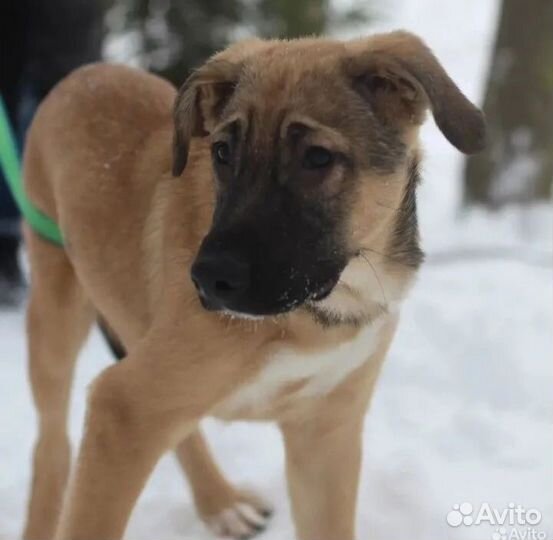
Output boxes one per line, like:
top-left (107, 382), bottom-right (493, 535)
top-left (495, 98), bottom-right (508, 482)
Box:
top-left (21, 31), bottom-right (485, 540)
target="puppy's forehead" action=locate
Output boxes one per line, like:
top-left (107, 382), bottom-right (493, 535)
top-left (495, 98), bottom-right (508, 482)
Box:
top-left (247, 39), bottom-right (344, 69)
top-left (217, 39), bottom-right (406, 170)
top-left (221, 45), bottom-right (361, 140)
top-left (237, 41), bottom-right (346, 97)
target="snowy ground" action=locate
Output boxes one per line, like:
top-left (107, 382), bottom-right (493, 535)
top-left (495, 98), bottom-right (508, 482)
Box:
top-left (1, 0), bottom-right (552, 539)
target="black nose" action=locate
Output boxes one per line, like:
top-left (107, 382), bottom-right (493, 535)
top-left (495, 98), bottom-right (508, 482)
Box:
top-left (191, 252), bottom-right (251, 309)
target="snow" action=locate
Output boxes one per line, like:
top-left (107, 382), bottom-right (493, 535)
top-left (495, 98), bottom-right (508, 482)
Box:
top-left (1, 0), bottom-right (552, 539)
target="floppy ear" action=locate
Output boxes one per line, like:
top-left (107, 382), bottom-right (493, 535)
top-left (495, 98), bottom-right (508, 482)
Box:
top-left (345, 31), bottom-right (487, 154)
top-left (172, 60), bottom-right (242, 177)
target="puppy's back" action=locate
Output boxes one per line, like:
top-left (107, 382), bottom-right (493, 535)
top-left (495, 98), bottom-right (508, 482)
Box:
top-left (23, 63), bottom-right (176, 227)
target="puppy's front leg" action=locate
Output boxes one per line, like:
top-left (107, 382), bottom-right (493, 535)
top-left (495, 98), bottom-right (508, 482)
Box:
top-left (281, 410), bottom-right (364, 540)
top-left (55, 360), bottom-right (165, 540)
top-left (281, 317), bottom-right (398, 540)
top-left (55, 320), bottom-right (265, 540)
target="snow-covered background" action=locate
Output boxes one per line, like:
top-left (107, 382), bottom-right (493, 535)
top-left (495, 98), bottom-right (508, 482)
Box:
top-left (1, 0), bottom-right (552, 539)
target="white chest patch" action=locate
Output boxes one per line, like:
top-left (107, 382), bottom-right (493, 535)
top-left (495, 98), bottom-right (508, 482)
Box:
top-left (219, 317), bottom-right (386, 417)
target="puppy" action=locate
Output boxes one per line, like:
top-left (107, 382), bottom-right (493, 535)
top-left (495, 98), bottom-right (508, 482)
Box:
top-left (21, 31), bottom-right (485, 540)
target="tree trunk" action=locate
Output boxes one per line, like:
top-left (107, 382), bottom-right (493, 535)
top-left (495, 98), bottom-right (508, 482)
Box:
top-left (464, 0), bottom-right (553, 206)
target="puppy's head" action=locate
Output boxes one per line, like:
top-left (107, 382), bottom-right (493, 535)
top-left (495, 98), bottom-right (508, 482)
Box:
top-left (173, 32), bottom-right (486, 320)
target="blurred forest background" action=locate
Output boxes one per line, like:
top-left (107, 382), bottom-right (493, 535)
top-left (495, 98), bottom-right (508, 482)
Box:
top-left (103, 0), bottom-right (552, 209)
top-left (104, 0), bottom-right (370, 81)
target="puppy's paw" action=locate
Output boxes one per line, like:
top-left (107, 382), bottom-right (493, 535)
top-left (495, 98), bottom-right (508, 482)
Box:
top-left (205, 490), bottom-right (273, 539)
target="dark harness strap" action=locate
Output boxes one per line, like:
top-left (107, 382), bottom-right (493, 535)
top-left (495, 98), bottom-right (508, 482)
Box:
top-left (97, 317), bottom-right (127, 362)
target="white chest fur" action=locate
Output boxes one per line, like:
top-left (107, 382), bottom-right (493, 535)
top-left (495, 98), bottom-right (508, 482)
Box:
top-left (218, 317), bottom-right (386, 418)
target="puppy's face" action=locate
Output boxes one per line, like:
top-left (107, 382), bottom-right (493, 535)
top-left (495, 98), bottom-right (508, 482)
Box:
top-left (173, 33), bottom-right (486, 320)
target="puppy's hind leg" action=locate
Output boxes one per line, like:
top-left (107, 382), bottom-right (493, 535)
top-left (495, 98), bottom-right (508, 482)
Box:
top-left (176, 429), bottom-right (273, 539)
top-left (22, 230), bottom-right (94, 540)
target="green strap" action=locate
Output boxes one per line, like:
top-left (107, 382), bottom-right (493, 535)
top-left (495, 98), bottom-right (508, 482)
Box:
top-left (0, 97), bottom-right (64, 245)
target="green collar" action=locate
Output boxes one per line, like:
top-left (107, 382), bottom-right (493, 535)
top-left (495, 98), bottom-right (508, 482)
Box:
top-left (0, 97), bottom-right (63, 246)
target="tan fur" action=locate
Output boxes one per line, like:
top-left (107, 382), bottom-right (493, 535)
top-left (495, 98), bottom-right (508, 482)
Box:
top-left (20, 32), bottom-right (485, 540)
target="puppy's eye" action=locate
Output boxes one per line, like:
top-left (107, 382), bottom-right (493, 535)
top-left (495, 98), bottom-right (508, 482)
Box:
top-left (302, 146), bottom-right (333, 170)
top-left (213, 142), bottom-right (231, 165)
